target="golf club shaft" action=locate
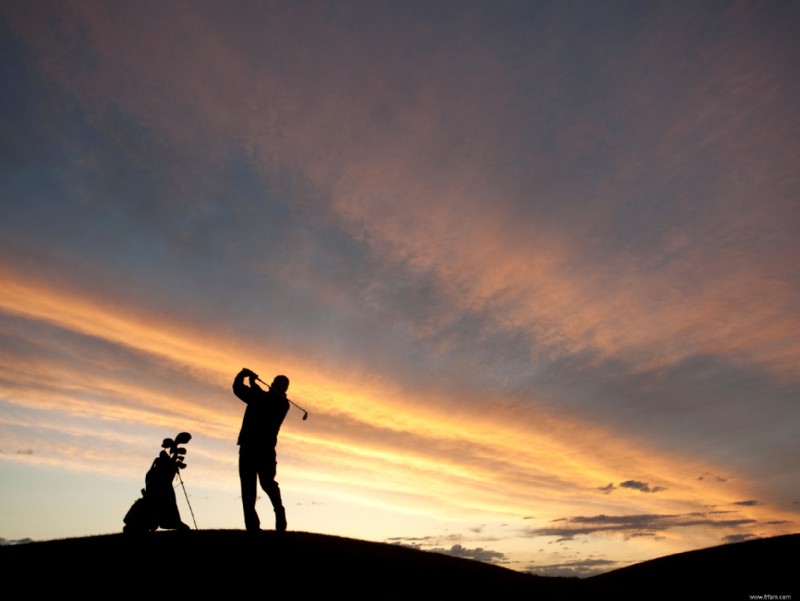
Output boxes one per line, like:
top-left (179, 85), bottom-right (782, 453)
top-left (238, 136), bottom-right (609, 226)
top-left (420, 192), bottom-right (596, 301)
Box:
top-left (255, 377), bottom-right (309, 416)
top-left (176, 470), bottom-right (198, 530)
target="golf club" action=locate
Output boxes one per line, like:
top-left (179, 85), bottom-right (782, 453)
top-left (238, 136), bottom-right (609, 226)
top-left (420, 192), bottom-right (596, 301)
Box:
top-left (256, 376), bottom-right (309, 420)
top-left (165, 432), bottom-right (198, 530)
top-left (176, 468), bottom-right (198, 530)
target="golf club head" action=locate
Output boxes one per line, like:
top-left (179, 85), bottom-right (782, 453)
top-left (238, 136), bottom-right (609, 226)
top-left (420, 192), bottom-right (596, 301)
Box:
top-left (302, 411), bottom-right (308, 421)
top-left (175, 447), bottom-right (187, 455)
top-left (162, 438), bottom-right (175, 449)
top-left (175, 432), bottom-right (192, 445)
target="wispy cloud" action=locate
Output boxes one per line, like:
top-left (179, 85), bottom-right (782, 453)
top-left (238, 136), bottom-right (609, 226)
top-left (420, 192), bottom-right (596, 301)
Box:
top-left (599, 481), bottom-right (666, 494)
top-left (433, 544), bottom-right (507, 564)
top-left (722, 534), bottom-right (758, 544)
top-left (0, 537), bottom-right (34, 546)
top-left (619, 481), bottom-right (666, 494)
top-left (528, 512), bottom-right (760, 542)
top-left (527, 558), bottom-right (619, 578)
top-left (698, 472), bottom-right (729, 483)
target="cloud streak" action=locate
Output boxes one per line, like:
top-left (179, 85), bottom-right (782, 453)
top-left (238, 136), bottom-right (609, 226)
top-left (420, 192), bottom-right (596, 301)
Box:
top-left (3, 270), bottom-right (781, 529)
top-left (529, 511), bottom-right (762, 542)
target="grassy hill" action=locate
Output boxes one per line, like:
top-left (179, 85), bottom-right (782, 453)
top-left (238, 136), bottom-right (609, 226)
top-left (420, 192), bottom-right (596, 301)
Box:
top-left (590, 533), bottom-right (797, 599)
top-left (2, 530), bottom-right (796, 599)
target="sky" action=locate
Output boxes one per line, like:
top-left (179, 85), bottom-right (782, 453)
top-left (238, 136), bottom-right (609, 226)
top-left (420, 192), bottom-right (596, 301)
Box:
top-left (1, 0), bottom-right (798, 577)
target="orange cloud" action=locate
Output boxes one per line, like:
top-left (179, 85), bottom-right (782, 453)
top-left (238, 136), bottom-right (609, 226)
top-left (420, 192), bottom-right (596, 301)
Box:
top-left (2, 265), bottom-right (795, 564)
top-left (8, 0), bottom-right (797, 384)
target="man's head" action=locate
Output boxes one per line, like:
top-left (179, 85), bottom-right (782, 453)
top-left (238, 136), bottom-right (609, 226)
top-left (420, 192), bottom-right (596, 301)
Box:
top-left (271, 375), bottom-right (290, 394)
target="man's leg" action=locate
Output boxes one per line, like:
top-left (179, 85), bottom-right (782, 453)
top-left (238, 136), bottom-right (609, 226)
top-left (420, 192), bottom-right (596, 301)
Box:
top-left (238, 448), bottom-right (261, 531)
top-left (257, 449), bottom-right (286, 532)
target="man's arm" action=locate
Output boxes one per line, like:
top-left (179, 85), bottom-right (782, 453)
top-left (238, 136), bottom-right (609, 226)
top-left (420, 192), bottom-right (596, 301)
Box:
top-left (232, 368), bottom-right (260, 403)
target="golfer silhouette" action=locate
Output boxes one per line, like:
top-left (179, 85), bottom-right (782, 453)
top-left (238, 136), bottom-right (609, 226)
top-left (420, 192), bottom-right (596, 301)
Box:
top-left (233, 368), bottom-right (290, 531)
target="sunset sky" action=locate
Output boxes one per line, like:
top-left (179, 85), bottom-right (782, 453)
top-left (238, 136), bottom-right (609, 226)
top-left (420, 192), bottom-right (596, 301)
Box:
top-left (1, 0), bottom-right (798, 576)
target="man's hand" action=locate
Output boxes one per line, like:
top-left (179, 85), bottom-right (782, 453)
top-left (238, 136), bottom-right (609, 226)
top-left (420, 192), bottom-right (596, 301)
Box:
top-left (240, 367), bottom-right (258, 380)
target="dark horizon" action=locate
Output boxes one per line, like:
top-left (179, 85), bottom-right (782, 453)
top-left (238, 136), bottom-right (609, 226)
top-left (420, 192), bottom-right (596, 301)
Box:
top-left (3, 529), bottom-right (796, 597)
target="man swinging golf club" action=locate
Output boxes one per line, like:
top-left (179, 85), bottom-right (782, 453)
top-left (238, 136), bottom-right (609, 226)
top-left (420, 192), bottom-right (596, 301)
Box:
top-left (233, 367), bottom-right (290, 532)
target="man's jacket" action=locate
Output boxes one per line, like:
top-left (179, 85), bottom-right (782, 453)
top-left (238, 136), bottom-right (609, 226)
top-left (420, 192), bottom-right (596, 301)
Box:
top-left (233, 374), bottom-right (289, 449)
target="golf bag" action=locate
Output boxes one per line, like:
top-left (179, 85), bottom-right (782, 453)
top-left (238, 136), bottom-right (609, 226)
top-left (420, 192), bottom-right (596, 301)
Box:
top-left (123, 432), bottom-right (192, 533)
